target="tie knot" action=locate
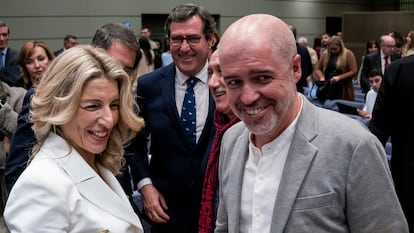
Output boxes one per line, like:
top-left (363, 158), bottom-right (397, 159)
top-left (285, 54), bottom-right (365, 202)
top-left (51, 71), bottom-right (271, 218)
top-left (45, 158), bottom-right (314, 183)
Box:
top-left (186, 77), bottom-right (199, 87)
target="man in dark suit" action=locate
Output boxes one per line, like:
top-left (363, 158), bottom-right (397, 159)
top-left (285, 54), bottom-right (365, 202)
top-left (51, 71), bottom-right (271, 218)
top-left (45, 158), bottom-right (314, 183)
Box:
top-left (369, 55), bottom-right (414, 230)
top-left (289, 25), bottom-right (313, 94)
top-left (125, 4), bottom-right (216, 233)
top-left (0, 21), bottom-right (22, 88)
top-left (53, 34), bottom-right (78, 57)
top-left (360, 34), bottom-right (400, 93)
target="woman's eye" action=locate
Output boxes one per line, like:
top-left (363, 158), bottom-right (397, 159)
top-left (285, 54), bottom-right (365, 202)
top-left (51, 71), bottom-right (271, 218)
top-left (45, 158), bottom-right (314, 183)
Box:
top-left (81, 104), bottom-right (99, 111)
top-left (110, 103), bottom-right (120, 110)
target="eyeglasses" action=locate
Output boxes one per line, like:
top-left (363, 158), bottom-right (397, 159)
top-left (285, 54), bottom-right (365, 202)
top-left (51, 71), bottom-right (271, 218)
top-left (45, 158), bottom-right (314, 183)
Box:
top-left (169, 35), bottom-right (205, 46)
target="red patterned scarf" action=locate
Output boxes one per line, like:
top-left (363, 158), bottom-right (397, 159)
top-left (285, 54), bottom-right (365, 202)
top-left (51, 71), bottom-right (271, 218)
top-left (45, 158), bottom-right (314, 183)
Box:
top-left (198, 111), bottom-right (240, 233)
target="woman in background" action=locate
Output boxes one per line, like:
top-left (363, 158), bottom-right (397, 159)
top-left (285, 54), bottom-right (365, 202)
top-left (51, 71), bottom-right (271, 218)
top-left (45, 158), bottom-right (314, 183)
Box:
top-left (314, 36), bottom-right (358, 100)
top-left (4, 45), bottom-right (145, 232)
top-left (137, 37), bottom-right (155, 77)
top-left (18, 40), bottom-right (54, 89)
top-left (357, 39), bottom-right (379, 86)
top-left (402, 30), bottom-right (414, 57)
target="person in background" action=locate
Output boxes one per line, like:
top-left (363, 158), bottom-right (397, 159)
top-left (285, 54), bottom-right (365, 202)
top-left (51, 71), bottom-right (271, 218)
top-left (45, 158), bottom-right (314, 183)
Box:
top-left (19, 41), bottom-right (55, 89)
top-left (4, 45), bottom-right (145, 232)
top-left (5, 41), bottom-right (54, 192)
top-left (0, 21), bottom-right (22, 88)
top-left (318, 32), bottom-right (331, 57)
top-left (360, 34), bottom-right (400, 93)
top-left (53, 34), bottom-right (78, 57)
top-left (0, 80), bottom-right (26, 233)
top-left (153, 38), bottom-right (162, 51)
top-left (136, 37), bottom-right (155, 79)
top-left (314, 35), bottom-right (357, 101)
top-left (209, 29), bottom-right (220, 56)
top-left (297, 36), bottom-right (318, 69)
top-left (401, 30), bottom-right (414, 57)
top-left (389, 30), bottom-right (405, 55)
top-left (198, 49), bottom-right (239, 233)
top-left (357, 69), bottom-right (382, 119)
top-left (369, 54), bottom-right (414, 230)
top-left (161, 37), bottom-right (173, 67)
top-left (288, 25), bottom-right (313, 94)
top-left (357, 39), bottom-right (379, 86)
top-left (125, 4), bottom-right (216, 233)
top-left (140, 25), bottom-right (162, 69)
top-left (140, 26), bottom-right (158, 50)
top-left (214, 13), bottom-right (409, 233)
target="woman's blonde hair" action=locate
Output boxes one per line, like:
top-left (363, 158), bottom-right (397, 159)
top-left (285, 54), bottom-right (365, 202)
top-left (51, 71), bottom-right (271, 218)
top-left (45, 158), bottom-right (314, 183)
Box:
top-left (30, 45), bottom-right (144, 174)
top-left (327, 36), bottom-right (348, 71)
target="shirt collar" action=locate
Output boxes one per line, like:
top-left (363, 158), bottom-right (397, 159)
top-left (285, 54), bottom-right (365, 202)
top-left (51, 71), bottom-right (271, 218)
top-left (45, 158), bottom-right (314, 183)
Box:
top-left (1, 47), bottom-right (7, 56)
top-left (176, 61), bottom-right (209, 86)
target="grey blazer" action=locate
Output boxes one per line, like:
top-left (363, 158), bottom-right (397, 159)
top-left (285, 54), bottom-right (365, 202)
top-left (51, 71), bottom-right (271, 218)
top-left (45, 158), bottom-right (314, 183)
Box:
top-left (215, 96), bottom-right (408, 233)
top-left (0, 82), bottom-right (26, 169)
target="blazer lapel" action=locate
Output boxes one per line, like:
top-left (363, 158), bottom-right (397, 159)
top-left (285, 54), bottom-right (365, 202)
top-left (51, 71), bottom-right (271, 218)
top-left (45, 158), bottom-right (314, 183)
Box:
top-left (229, 128), bottom-right (250, 233)
top-left (45, 133), bottom-right (141, 228)
top-left (269, 97), bottom-right (318, 232)
top-left (75, 166), bottom-right (142, 228)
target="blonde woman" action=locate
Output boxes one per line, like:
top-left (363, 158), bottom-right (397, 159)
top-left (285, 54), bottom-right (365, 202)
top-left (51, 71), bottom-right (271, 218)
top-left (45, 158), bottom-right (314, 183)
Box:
top-left (314, 36), bottom-right (358, 100)
top-left (402, 30), bottom-right (414, 57)
top-left (4, 45), bottom-right (145, 233)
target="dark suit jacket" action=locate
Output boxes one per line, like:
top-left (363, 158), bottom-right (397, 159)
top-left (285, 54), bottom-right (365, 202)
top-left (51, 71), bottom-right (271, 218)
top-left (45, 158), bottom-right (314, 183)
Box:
top-left (53, 48), bottom-right (64, 57)
top-left (369, 55), bottom-right (414, 230)
top-left (296, 43), bottom-right (313, 93)
top-left (0, 48), bottom-right (23, 88)
top-left (125, 63), bottom-right (215, 233)
top-left (360, 51), bottom-right (400, 93)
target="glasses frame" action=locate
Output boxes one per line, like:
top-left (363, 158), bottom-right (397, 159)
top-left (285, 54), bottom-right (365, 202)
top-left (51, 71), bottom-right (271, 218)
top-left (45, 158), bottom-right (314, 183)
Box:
top-left (169, 34), bottom-right (206, 47)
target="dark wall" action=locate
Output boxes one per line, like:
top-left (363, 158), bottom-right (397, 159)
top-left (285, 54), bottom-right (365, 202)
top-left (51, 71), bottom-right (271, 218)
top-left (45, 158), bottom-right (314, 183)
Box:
top-left (343, 11), bottom-right (414, 67)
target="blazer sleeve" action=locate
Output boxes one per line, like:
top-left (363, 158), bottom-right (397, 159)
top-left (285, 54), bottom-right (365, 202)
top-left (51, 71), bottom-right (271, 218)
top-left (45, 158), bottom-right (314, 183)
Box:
top-left (4, 168), bottom-right (69, 232)
top-left (345, 133), bottom-right (408, 232)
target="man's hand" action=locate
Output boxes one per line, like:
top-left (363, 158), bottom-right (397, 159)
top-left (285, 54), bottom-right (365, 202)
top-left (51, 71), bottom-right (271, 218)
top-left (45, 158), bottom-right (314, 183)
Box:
top-left (140, 184), bottom-right (170, 223)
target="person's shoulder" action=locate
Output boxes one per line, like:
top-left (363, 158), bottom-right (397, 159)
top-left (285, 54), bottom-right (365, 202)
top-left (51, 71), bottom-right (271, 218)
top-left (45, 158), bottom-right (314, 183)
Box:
top-left (223, 121), bottom-right (247, 140)
top-left (365, 51), bottom-right (379, 60)
top-left (313, 105), bottom-right (368, 134)
top-left (139, 63), bottom-right (174, 81)
top-left (6, 83), bottom-right (27, 98)
top-left (7, 47), bottom-right (18, 55)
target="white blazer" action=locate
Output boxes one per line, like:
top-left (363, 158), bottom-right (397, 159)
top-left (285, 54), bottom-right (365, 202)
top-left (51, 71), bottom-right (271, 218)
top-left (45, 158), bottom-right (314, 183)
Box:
top-left (4, 133), bottom-right (144, 233)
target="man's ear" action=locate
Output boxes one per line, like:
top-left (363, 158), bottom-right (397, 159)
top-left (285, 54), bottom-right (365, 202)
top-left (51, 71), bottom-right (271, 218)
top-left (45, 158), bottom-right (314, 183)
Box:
top-left (292, 54), bottom-right (302, 84)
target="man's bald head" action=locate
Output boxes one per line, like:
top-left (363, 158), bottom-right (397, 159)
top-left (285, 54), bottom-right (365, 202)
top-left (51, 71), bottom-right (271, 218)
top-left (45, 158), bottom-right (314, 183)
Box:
top-left (219, 14), bottom-right (297, 66)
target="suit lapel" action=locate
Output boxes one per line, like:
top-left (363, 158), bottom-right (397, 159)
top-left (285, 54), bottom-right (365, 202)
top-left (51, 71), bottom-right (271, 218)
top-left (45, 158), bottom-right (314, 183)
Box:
top-left (75, 167), bottom-right (141, 228)
top-left (227, 128), bottom-right (250, 233)
top-left (159, 66), bottom-right (191, 145)
top-left (270, 97), bottom-right (318, 232)
top-left (44, 133), bottom-right (141, 228)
